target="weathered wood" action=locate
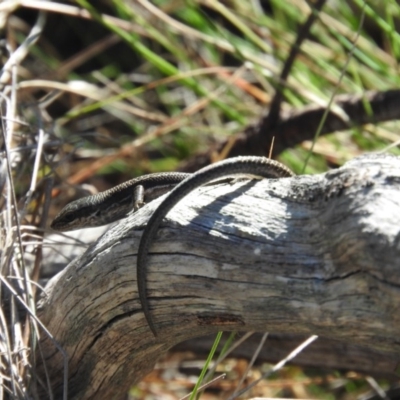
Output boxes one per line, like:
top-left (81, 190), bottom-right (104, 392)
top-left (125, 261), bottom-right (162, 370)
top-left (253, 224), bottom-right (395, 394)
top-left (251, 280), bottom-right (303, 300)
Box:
top-left (37, 153), bottom-right (400, 399)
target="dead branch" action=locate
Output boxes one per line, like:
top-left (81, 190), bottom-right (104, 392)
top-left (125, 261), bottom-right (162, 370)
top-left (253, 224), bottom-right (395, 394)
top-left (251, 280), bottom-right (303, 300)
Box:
top-left (37, 153), bottom-right (400, 399)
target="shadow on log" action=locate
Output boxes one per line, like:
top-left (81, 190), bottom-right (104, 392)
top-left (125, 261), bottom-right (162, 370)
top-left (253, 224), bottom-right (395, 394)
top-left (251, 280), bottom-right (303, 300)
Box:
top-left (174, 333), bottom-right (400, 380)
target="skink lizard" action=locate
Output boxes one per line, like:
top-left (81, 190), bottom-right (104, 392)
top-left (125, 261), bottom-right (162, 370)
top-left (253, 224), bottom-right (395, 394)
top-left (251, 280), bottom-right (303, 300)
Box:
top-left (51, 172), bottom-right (190, 231)
top-left (137, 156), bottom-right (295, 336)
top-left (51, 157), bottom-right (294, 337)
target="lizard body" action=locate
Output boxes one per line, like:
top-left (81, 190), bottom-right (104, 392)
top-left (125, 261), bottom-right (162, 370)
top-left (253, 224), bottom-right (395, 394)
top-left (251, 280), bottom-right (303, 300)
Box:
top-left (51, 157), bottom-right (294, 337)
top-left (51, 172), bottom-right (190, 231)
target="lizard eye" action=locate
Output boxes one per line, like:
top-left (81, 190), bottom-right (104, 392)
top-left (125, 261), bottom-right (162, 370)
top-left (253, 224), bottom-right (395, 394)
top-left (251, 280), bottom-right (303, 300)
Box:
top-left (62, 213), bottom-right (75, 223)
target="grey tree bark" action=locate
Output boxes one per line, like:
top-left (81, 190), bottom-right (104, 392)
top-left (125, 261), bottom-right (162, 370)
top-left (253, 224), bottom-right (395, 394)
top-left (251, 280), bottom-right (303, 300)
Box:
top-left (37, 153), bottom-right (400, 399)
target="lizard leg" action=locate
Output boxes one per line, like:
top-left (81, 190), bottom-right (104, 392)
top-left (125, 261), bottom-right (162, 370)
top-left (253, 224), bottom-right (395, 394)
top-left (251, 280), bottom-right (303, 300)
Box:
top-left (133, 185), bottom-right (145, 211)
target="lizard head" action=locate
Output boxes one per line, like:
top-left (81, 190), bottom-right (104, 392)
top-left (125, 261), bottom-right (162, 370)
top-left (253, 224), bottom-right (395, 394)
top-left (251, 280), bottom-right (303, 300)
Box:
top-left (50, 196), bottom-right (103, 231)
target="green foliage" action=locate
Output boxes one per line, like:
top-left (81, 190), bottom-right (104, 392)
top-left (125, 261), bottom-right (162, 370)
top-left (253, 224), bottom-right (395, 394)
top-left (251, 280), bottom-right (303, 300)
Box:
top-left (16, 0), bottom-right (398, 178)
